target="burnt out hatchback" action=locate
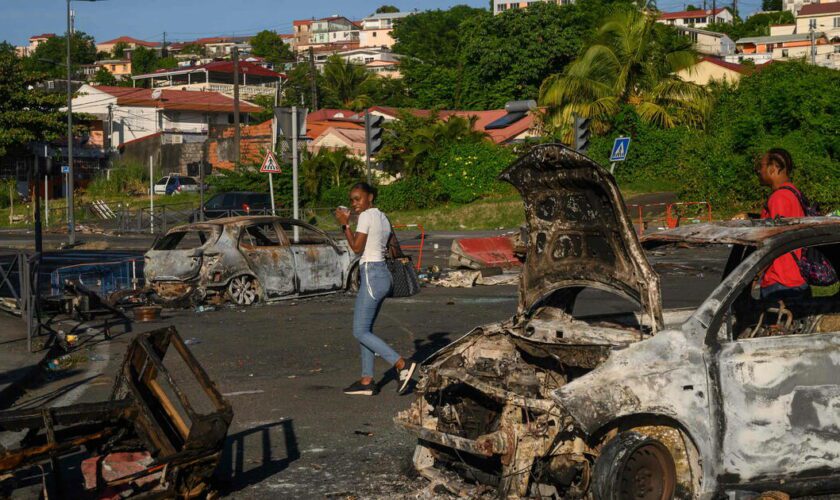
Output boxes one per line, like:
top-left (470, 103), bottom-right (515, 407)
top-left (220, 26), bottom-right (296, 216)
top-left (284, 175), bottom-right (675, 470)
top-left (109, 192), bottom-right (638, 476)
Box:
top-left (395, 144), bottom-right (840, 499)
top-left (145, 216), bottom-right (358, 306)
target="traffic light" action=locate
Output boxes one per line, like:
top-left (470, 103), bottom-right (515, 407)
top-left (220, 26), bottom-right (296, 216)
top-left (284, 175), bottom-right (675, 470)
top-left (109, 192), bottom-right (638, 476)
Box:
top-left (365, 112), bottom-right (385, 155)
top-left (573, 114), bottom-right (591, 155)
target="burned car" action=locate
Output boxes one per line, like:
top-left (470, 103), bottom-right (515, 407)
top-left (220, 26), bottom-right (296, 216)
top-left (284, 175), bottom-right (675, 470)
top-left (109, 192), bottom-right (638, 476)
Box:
top-left (396, 144), bottom-right (840, 499)
top-left (145, 216), bottom-right (359, 306)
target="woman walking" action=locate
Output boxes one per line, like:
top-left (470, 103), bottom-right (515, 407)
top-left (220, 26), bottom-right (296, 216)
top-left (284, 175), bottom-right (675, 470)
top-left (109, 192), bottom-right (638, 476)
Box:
top-left (335, 182), bottom-right (416, 396)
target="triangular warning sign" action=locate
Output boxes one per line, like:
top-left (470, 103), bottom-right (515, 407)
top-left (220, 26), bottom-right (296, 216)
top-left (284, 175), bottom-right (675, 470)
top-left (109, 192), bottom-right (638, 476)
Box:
top-left (260, 151), bottom-right (281, 173)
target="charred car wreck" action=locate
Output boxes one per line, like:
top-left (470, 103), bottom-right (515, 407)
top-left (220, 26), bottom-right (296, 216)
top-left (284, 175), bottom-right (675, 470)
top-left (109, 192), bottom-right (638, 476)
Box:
top-left (0, 327), bottom-right (232, 498)
top-left (145, 216), bottom-right (359, 306)
top-left (396, 144), bottom-right (840, 498)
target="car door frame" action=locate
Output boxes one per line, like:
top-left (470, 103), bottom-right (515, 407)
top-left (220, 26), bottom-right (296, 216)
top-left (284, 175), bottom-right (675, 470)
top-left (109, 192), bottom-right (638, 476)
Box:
top-left (279, 220), bottom-right (347, 294)
top-left (236, 220), bottom-right (297, 298)
top-left (698, 232), bottom-right (840, 493)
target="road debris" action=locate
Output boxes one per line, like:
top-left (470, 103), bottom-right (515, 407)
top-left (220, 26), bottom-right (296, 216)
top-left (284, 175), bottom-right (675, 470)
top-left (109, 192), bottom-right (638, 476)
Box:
top-left (0, 326), bottom-right (233, 498)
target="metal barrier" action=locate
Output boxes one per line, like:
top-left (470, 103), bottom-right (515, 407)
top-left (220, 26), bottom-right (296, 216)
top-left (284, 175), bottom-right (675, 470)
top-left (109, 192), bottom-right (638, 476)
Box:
top-left (626, 201), bottom-right (713, 234)
top-left (392, 224), bottom-right (425, 271)
top-left (0, 251), bottom-right (42, 352)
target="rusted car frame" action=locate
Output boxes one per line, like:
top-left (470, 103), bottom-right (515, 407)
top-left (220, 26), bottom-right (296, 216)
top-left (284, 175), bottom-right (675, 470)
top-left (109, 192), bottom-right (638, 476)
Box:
top-left (395, 144), bottom-right (840, 499)
top-left (144, 216), bottom-right (358, 306)
top-left (0, 326), bottom-right (232, 497)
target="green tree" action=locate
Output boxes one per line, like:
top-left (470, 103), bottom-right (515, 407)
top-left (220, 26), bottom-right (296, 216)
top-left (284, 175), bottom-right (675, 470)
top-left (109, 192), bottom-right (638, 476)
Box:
top-left (92, 67), bottom-right (117, 86)
top-left (392, 5), bottom-right (484, 67)
top-left (178, 43), bottom-right (206, 56)
top-left (249, 30), bottom-right (294, 66)
top-left (25, 31), bottom-right (97, 78)
top-left (539, 8), bottom-right (710, 139)
top-left (706, 10), bottom-right (794, 39)
top-left (320, 55), bottom-right (374, 110)
top-left (280, 63), bottom-right (320, 108)
top-left (156, 56), bottom-right (178, 70)
top-left (249, 94), bottom-right (276, 122)
top-left (111, 41), bottom-right (129, 59)
top-left (457, 1), bottom-right (606, 109)
top-left (300, 148), bottom-right (363, 199)
top-left (376, 5), bottom-right (400, 13)
top-left (130, 46), bottom-right (158, 76)
top-left (762, 0), bottom-right (783, 10)
top-left (359, 76), bottom-right (415, 108)
top-left (0, 43), bottom-right (68, 157)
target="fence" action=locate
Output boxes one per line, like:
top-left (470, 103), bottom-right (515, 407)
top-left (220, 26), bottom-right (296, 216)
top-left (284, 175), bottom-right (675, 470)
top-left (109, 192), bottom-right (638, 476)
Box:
top-left (626, 201), bottom-right (713, 234)
top-left (0, 251), bottom-right (41, 352)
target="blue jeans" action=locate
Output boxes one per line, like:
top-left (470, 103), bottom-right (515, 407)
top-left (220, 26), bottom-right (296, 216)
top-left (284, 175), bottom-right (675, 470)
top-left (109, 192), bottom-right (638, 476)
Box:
top-left (354, 262), bottom-right (399, 378)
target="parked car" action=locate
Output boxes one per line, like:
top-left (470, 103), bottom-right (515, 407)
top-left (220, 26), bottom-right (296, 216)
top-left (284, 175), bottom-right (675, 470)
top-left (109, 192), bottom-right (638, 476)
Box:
top-left (153, 173), bottom-right (201, 195)
top-left (144, 216), bottom-right (360, 306)
top-left (395, 143), bottom-right (840, 499)
top-left (189, 192), bottom-right (273, 222)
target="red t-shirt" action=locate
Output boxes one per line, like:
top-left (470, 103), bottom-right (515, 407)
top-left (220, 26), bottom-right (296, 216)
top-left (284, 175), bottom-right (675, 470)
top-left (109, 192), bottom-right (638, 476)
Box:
top-left (760, 182), bottom-right (805, 288)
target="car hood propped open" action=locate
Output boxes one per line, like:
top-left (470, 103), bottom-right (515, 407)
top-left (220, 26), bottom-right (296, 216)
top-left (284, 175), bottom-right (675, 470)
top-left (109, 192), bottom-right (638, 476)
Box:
top-left (498, 144), bottom-right (663, 331)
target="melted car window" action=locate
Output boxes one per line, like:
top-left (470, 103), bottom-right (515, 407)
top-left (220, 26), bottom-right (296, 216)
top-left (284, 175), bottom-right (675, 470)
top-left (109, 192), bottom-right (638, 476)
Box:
top-left (279, 222), bottom-right (328, 245)
top-left (241, 223), bottom-right (281, 247)
top-left (154, 230), bottom-right (212, 250)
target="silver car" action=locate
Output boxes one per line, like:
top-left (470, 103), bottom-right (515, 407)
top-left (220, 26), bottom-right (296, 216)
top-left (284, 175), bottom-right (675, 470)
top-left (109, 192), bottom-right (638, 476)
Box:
top-left (396, 144), bottom-right (840, 499)
top-left (144, 216), bottom-right (359, 306)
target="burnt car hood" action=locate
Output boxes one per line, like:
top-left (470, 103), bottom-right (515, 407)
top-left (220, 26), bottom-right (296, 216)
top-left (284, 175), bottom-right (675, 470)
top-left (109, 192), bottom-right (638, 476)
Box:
top-left (499, 144), bottom-right (663, 330)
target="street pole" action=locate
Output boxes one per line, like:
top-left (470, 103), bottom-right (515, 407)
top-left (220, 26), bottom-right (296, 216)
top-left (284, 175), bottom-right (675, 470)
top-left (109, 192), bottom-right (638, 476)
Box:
top-left (34, 157), bottom-right (43, 258)
top-left (66, 0), bottom-right (75, 246)
top-left (308, 47), bottom-right (318, 111)
top-left (44, 145), bottom-right (50, 228)
top-left (149, 155), bottom-right (154, 234)
top-left (291, 106), bottom-right (299, 242)
top-left (809, 19), bottom-right (817, 65)
top-left (232, 47), bottom-right (240, 164)
top-left (269, 85), bottom-right (279, 216)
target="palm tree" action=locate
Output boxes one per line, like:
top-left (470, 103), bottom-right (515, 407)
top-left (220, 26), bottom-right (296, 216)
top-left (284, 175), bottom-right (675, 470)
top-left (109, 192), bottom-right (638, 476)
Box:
top-left (300, 147), bottom-right (363, 197)
top-left (539, 8), bottom-right (710, 138)
top-left (320, 55), bottom-right (375, 111)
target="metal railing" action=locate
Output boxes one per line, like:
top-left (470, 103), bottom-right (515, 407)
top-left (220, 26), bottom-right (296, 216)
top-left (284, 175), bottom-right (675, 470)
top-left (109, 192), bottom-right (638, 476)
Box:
top-left (0, 251), bottom-right (42, 352)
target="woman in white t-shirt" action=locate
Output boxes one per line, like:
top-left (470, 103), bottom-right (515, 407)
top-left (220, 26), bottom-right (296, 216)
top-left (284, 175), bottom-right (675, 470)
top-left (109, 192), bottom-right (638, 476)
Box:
top-left (335, 182), bottom-right (416, 396)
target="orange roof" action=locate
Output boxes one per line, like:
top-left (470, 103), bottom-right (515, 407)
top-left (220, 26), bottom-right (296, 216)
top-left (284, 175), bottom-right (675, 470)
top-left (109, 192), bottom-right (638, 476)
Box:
top-left (305, 118), bottom-right (364, 141)
top-left (658, 7), bottom-right (726, 20)
top-left (98, 36), bottom-right (159, 47)
top-left (698, 56), bottom-right (750, 74)
top-left (799, 2), bottom-right (840, 15)
top-left (92, 86), bottom-right (262, 113)
top-left (440, 110), bottom-right (535, 144)
top-left (30, 33), bottom-right (55, 40)
top-left (293, 19), bottom-right (313, 27)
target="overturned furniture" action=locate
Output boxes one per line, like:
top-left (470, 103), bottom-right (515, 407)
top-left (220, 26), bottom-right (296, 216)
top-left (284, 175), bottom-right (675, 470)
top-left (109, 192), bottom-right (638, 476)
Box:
top-left (0, 326), bottom-right (233, 498)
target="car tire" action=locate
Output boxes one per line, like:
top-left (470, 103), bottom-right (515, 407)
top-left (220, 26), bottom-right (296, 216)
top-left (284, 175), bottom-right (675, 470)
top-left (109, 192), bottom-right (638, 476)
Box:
top-left (228, 275), bottom-right (259, 306)
top-left (592, 431), bottom-right (677, 500)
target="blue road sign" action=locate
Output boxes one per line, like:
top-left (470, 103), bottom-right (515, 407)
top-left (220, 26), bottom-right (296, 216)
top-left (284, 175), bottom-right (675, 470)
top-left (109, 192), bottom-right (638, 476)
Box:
top-left (61, 165), bottom-right (70, 174)
top-left (610, 137), bottom-right (631, 162)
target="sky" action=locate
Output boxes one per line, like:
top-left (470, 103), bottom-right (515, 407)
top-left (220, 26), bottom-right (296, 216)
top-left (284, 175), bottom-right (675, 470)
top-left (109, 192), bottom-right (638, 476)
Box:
top-left (1, 0), bottom-right (763, 47)
top-left (1, 0), bottom-right (488, 46)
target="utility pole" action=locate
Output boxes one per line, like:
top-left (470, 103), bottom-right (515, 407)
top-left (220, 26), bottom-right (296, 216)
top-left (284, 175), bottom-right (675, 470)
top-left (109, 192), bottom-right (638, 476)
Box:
top-left (66, 0), bottom-right (75, 246)
top-left (809, 19), bottom-right (817, 65)
top-left (731, 0), bottom-right (737, 20)
top-left (162, 31), bottom-right (167, 57)
top-left (232, 46), bottom-right (240, 164)
top-left (712, 0), bottom-right (716, 24)
top-left (291, 106), bottom-right (299, 242)
top-left (269, 84), bottom-right (280, 216)
top-left (308, 47), bottom-right (318, 111)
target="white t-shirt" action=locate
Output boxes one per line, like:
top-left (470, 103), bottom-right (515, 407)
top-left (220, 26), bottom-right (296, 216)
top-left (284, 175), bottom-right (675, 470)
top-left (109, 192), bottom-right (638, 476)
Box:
top-left (356, 208), bottom-right (390, 263)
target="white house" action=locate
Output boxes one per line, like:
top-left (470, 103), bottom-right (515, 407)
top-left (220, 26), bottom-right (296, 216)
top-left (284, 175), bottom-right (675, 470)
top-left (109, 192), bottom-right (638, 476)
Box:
top-left (657, 7), bottom-right (733, 28)
top-left (675, 26), bottom-right (736, 56)
top-left (71, 85), bottom-right (261, 148)
top-left (785, 0), bottom-right (818, 15)
top-left (360, 11), bottom-right (413, 48)
top-left (311, 16), bottom-right (360, 46)
top-left (795, 2), bottom-right (840, 38)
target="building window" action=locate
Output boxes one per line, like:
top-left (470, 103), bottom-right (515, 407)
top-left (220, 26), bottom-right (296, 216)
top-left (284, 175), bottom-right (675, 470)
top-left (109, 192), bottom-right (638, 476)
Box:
top-left (372, 31), bottom-right (377, 37)
top-left (782, 49), bottom-right (789, 57)
top-left (834, 17), bottom-right (840, 28)
top-left (365, 57), bottom-right (374, 63)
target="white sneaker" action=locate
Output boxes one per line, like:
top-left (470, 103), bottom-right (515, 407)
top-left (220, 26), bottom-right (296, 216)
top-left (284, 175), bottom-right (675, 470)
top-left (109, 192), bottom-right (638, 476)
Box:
top-left (397, 362), bottom-right (417, 394)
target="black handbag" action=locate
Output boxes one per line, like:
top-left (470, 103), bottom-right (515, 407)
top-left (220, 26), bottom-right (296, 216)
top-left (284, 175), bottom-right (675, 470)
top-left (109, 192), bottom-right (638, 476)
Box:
top-left (386, 222), bottom-right (421, 298)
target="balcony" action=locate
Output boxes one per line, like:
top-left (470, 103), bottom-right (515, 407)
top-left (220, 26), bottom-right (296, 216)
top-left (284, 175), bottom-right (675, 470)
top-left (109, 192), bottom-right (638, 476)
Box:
top-left (158, 82), bottom-right (278, 99)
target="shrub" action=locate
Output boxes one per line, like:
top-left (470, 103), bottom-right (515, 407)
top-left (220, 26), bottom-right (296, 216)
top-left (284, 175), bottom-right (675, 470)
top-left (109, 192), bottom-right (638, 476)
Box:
top-left (433, 141), bottom-right (517, 204)
top-left (377, 176), bottom-right (443, 212)
top-left (85, 159), bottom-right (148, 197)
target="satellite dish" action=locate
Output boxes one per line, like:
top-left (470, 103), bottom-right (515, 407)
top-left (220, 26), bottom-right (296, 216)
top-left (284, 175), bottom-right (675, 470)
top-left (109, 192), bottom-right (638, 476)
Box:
top-left (151, 88), bottom-right (162, 100)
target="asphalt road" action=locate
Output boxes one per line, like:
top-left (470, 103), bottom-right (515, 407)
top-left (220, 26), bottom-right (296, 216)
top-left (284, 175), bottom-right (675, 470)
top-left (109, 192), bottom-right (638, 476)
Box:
top-left (4, 245), bottom-right (728, 498)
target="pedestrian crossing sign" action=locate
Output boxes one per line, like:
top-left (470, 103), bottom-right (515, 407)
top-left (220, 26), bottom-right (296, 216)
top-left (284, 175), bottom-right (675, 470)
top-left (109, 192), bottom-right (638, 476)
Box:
top-left (260, 151), bottom-right (281, 174)
top-left (610, 137), bottom-right (631, 162)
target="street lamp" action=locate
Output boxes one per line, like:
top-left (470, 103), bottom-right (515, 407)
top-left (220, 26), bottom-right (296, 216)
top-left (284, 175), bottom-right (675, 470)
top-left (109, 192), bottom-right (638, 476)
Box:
top-left (66, 0), bottom-right (103, 246)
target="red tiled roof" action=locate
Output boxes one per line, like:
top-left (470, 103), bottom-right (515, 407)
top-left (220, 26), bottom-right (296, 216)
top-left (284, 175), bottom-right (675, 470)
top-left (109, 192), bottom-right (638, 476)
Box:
top-left (798, 2), bottom-right (840, 15)
top-left (658, 7), bottom-right (727, 19)
top-left (92, 86), bottom-right (262, 113)
top-left (30, 33), bottom-right (55, 40)
top-left (698, 57), bottom-right (750, 74)
top-left (441, 110), bottom-right (535, 144)
top-left (280, 34), bottom-right (294, 39)
top-left (293, 19), bottom-right (313, 27)
top-left (98, 36), bottom-right (159, 47)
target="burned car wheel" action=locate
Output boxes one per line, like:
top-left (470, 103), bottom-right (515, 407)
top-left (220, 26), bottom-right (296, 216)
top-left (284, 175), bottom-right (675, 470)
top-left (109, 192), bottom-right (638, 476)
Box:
top-left (593, 432), bottom-right (677, 500)
top-left (228, 275), bottom-right (259, 305)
